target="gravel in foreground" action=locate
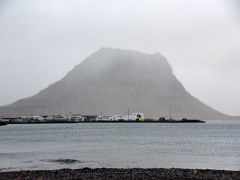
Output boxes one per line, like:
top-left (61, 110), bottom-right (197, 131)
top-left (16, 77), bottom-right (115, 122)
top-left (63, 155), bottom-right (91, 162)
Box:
top-left (0, 168), bottom-right (240, 180)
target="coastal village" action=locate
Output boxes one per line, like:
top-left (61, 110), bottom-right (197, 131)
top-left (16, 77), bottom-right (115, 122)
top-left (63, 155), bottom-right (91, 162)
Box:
top-left (0, 112), bottom-right (145, 124)
top-left (0, 112), bottom-right (205, 125)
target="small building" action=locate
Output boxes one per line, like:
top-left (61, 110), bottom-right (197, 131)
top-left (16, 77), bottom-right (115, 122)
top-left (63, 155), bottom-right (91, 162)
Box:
top-left (96, 115), bottom-right (113, 121)
top-left (122, 113), bottom-right (144, 121)
top-left (42, 115), bottom-right (54, 121)
top-left (31, 116), bottom-right (44, 122)
top-left (82, 115), bottom-right (97, 122)
top-left (53, 114), bottom-right (70, 121)
top-left (112, 115), bottom-right (122, 121)
top-left (70, 114), bottom-right (84, 122)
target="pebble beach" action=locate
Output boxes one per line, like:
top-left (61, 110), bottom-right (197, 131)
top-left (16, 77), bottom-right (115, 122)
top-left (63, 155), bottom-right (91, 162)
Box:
top-left (0, 168), bottom-right (240, 180)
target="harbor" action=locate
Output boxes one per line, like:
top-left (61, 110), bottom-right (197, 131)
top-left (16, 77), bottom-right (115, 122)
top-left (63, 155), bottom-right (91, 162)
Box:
top-left (0, 112), bottom-right (205, 125)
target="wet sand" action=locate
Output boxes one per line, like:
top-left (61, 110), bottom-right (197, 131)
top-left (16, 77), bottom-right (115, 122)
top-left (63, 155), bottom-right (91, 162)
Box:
top-left (0, 168), bottom-right (240, 180)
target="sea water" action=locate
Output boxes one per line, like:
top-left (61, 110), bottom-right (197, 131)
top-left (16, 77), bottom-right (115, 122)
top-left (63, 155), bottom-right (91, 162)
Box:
top-left (0, 120), bottom-right (240, 171)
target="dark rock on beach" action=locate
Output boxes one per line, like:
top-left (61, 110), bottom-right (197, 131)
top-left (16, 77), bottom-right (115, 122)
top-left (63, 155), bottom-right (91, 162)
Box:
top-left (0, 168), bottom-right (240, 180)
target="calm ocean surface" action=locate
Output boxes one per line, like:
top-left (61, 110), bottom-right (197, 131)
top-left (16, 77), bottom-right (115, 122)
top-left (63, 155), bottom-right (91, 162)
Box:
top-left (1, 120), bottom-right (240, 171)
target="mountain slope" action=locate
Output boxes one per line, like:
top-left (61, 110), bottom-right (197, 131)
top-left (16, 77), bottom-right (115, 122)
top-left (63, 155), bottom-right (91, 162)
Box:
top-left (0, 48), bottom-right (229, 119)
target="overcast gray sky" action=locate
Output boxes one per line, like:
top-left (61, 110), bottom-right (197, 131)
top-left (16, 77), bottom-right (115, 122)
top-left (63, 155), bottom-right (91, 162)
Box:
top-left (0, 0), bottom-right (240, 116)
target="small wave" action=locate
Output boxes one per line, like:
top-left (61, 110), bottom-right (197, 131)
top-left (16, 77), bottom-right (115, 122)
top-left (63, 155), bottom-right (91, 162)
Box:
top-left (0, 153), bottom-right (17, 156)
top-left (0, 167), bottom-right (14, 172)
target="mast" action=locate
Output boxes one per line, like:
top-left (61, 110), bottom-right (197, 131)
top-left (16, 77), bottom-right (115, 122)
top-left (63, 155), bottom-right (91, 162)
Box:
top-left (169, 107), bottom-right (172, 120)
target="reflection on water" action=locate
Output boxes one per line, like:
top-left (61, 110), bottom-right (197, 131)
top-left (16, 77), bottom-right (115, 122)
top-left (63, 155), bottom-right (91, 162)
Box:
top-left (0, 120), bottom-right (240, 171)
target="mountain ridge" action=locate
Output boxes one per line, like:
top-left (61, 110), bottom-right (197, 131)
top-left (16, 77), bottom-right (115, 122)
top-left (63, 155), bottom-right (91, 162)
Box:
top-left (0, 48), bottom-right (231, 119)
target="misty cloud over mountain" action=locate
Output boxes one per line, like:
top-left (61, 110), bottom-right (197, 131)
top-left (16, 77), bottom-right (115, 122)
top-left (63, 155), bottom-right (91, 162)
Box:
top-left (0, 48), bottom-right (229, 119)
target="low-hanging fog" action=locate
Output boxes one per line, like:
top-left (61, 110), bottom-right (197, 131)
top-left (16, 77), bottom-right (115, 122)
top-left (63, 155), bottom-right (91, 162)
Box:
top-left (0, 0), bottom-right (239, 116)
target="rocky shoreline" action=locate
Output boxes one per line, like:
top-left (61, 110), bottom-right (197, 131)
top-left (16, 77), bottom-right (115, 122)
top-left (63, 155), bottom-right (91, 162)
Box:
top-left (0, 168), bottom-right (240, 180)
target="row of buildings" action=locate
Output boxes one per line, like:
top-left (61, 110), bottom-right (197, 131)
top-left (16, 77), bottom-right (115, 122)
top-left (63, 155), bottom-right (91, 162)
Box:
top-left (1, 113), bottom-right (144, 123)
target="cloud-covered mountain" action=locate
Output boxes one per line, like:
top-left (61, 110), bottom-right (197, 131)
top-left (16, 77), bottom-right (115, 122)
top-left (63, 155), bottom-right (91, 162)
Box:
top-left (0, 48), bottom-right (230, 119)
